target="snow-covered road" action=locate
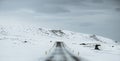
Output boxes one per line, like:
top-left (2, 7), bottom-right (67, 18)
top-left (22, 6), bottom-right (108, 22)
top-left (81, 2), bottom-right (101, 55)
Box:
top-left (44, 41), bottom-right (80, 61)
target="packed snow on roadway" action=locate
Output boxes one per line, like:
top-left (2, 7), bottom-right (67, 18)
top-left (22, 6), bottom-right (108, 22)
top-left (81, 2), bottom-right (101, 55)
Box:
top-left (0, 24), bottom-right (120, 61)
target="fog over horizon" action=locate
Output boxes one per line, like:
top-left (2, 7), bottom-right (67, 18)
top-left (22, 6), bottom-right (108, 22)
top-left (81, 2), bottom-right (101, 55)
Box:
top-left (0, 0), bottom-right (120, 41)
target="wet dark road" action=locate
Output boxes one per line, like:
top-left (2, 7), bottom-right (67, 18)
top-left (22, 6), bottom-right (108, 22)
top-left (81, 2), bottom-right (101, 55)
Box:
top-left (45, 42), bottom-right (80, 61)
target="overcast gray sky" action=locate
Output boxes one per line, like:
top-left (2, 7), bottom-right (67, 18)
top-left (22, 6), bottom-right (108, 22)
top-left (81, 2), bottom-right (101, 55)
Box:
top-left (0, 0), bottom-right (120, 41)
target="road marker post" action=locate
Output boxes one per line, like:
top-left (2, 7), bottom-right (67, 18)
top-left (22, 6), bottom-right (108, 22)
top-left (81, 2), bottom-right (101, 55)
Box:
top-left (78, 52), bottom-right (80, 56)
top-left (45, 51), bottom-right (47, 55)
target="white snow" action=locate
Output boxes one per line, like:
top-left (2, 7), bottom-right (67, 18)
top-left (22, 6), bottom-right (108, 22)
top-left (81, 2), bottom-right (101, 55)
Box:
top-left (0, 24), bottom-right (120, 61)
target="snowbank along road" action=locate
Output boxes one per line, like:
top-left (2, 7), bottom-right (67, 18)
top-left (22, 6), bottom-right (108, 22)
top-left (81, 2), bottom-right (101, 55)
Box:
top-left (45, 41), bottom-right (80, 61)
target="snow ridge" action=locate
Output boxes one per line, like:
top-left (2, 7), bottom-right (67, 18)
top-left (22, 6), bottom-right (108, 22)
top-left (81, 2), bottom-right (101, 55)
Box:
top-left (0, 25), bottom-right (116, 44)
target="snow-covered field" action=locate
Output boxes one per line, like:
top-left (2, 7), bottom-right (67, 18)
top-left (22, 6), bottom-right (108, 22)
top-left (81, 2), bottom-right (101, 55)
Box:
top-left (0, 24), bottom-right (120, 61)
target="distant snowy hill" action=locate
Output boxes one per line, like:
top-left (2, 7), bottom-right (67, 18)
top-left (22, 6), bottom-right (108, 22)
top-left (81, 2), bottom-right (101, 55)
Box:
top-left (0, 24), bottom-right (120, 61)
top-left (0, 25), bottom-right (117, 44)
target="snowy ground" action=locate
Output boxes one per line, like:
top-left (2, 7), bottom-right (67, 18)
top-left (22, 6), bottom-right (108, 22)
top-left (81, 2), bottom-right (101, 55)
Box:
top-left (0, 24), bottom-right (120, 61)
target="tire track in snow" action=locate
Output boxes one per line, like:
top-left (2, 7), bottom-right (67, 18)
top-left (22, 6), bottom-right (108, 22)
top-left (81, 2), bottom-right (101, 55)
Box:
top-left (45, 41), bottom-right (80, 61)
